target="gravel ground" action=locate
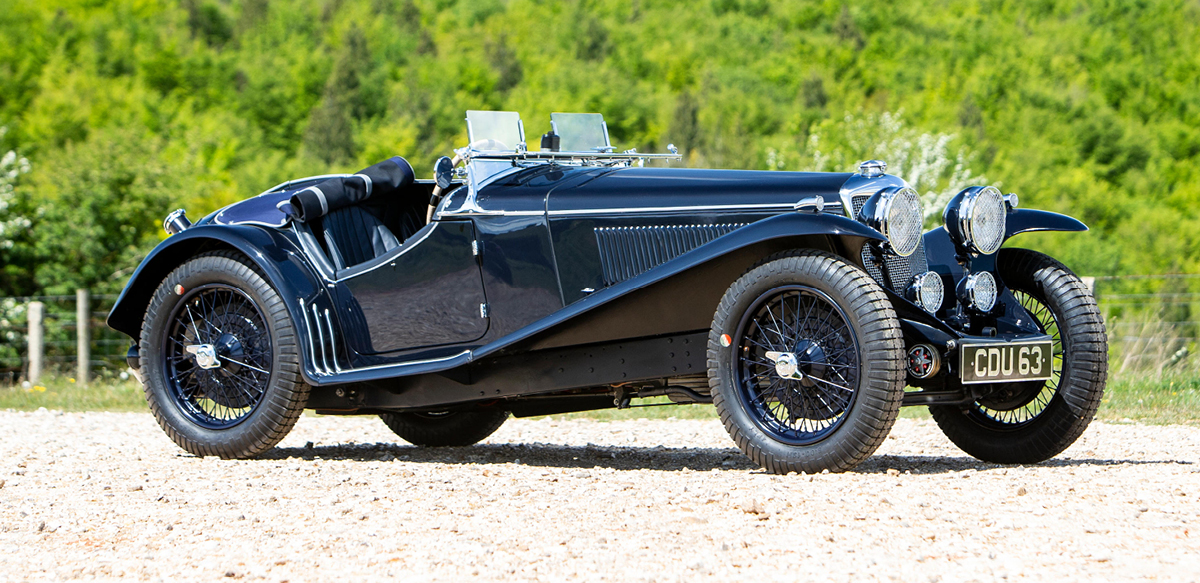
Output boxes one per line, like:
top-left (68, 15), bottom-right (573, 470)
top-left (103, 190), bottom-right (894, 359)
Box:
top-left (1, 410), bottom-right (1198, 582)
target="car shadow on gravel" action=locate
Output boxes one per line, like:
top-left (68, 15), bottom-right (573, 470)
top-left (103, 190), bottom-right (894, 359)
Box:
top-left (261, 443), bottom-right (1189, 474)
top-left (264, 442), bottom-right (762, 471)
top-left (857, 454), bottom-right (1190, 475)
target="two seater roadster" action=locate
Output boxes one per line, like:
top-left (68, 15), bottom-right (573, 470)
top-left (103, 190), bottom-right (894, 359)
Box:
top-left (108, 111), bottom-right (1107, 473)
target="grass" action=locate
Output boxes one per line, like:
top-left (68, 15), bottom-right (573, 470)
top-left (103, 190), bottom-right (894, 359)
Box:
top-left (2, 372), bottom-right (1198, 426)
top-left (0, 375), bottom-right (145, 412)
top-left (1094, 372), bottom-right (1200, 425)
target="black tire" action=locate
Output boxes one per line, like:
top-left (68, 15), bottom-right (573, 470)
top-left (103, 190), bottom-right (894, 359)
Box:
top-left (139, 251), bottom-right (309, 459)
top-left (708, 250), bottom-right (905, 474)
top-left (379, 409), bottom-right (510, 447)
top-left (930, 248), bottom-right (1108, 464)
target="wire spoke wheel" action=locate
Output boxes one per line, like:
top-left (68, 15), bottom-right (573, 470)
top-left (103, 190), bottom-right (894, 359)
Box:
top-left (709, 251), bottom-right (904, 474)
top-left (141, 251), bottom-right (308, 459)
top-left (971, 289), bottom-right (1063, 427)
top-left (163, 284), bottom-right (273, 429)
top-left (929, 248), bottom-right (1107, 465)
top-left (734, 286), bottom-right (860, 446)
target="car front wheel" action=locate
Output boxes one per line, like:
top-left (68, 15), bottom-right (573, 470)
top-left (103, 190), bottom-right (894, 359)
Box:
top-left (929, 248), bottom-right (1108, 464)
top-left (708, 250), bottom-right (906, 474)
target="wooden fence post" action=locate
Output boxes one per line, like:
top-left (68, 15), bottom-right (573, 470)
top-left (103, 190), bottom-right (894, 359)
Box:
top-left (27, 300), bottom-right (43, 385)
top-left (77, 289), bottom-right (89, 386)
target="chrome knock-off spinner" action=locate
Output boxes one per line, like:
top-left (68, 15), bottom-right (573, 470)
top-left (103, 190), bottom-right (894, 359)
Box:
top-left (184, 344), bottom-right (222, 370)
top-left (764, 351), bottom-right (803, 380)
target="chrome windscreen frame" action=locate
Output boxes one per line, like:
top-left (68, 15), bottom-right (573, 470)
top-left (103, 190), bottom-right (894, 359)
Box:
top-left (438, 148), bottom-right (683, 219)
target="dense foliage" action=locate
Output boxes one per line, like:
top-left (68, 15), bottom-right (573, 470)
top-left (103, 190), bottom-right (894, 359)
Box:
top-left (1, 0), bottom-right (1198, 298)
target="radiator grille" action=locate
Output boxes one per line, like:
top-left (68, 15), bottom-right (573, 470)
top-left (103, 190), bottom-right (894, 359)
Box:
top-left (885, 238), bottom-right (928, 291)
top-left (860, 242), bottom-right (886, 284)
top-left (850, 194), bottom-right (929, 292)
top-left (851, 195), bottom-right (868, 220)
top-left (595, 224), bottom-right (747, 285)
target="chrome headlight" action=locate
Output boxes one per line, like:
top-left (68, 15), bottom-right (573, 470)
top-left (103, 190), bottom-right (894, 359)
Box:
top-left (944, 186), bottom-right (1006, 255)
top-left (858, 186), bottom-right (924, 257)
top-left (907, 271), bottom-right (944, 313)
top-left (959, 271), bottom-right (998, 312)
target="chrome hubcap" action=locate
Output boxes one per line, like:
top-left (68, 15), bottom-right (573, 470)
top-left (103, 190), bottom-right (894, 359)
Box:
top-left (764, 351), bottom-right (804, 380)
top-left (185, 344), bottom-right (221, 370)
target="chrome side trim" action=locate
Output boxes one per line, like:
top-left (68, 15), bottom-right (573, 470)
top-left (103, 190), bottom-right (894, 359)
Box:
top-left (436, 209), bottom-right (544, 218)
top-left (547, 202), bottom-right (795, 217)
top-left (332, 350), bottom-right (472, 376)
top-left (447, 201), bottom-right (833, 219)
top-left (324, 308), bottom-right (344, 374)
top-left (300, 298), bottom-right (319, 375)
top-left (311, 303), bottom-right (330, 374)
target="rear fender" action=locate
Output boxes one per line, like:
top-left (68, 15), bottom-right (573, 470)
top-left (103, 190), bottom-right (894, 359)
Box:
top-left (106, 225), bottom-right (323, 347)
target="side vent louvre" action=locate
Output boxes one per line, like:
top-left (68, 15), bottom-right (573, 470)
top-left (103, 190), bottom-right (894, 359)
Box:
top-left (595, 224), bottom-right (746, 286)
top-left (300, 298), bottom-right (345, 376)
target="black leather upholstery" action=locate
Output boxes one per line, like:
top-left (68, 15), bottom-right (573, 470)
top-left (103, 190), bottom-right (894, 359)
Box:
top-left (321, 206), bottom-right (401, 270)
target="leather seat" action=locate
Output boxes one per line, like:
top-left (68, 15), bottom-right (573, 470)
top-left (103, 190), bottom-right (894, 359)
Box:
top-left (321, 206), bottom-right (401, 270)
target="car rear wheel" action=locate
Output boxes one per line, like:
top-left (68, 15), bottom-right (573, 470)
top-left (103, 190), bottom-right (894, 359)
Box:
top-left (708, 250), bottom-right (905, 474)
top-left (379, 409), bottom-right (509, 447)
top-left (930, 248), bottom-right (1107, 464)
top-left (139, 251), bottom-right (308, 459)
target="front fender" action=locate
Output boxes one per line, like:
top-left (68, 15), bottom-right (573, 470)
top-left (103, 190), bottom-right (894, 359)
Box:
top-left (106, 224), bottom-right (323, 341)
top-left (1005, 209), bottom-right (1088, 241)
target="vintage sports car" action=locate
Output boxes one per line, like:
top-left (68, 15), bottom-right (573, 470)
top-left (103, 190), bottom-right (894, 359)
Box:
top-left (108, 111), bottom-right (1107, 473)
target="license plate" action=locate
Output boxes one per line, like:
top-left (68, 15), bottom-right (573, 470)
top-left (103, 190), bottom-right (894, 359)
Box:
top-left (960, 340), bottom-right (1053, 384)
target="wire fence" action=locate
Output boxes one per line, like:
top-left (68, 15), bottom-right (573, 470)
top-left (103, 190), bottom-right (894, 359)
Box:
top-left (0, 293), bottom-right (127, 385)
top-left (1090, 273), bottom-right (1200, 375)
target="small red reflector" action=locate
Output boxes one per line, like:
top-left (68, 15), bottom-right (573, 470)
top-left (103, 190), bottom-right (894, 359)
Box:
top-left (174, 284), bottom-right (185, 296)
top-left (720, 334), bottom-right (732, 347)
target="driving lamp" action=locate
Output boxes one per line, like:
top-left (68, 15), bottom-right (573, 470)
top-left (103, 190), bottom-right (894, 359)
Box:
top-left (958, 271), bottom-right (998, 312)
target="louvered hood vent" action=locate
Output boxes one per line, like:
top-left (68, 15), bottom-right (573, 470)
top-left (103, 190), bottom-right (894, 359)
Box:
top-left (595, 224), bottom-right (747, 286)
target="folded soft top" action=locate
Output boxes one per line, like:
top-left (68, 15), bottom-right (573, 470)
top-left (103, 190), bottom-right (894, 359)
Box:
top-left (288, 156), bottom-right (415, 223)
